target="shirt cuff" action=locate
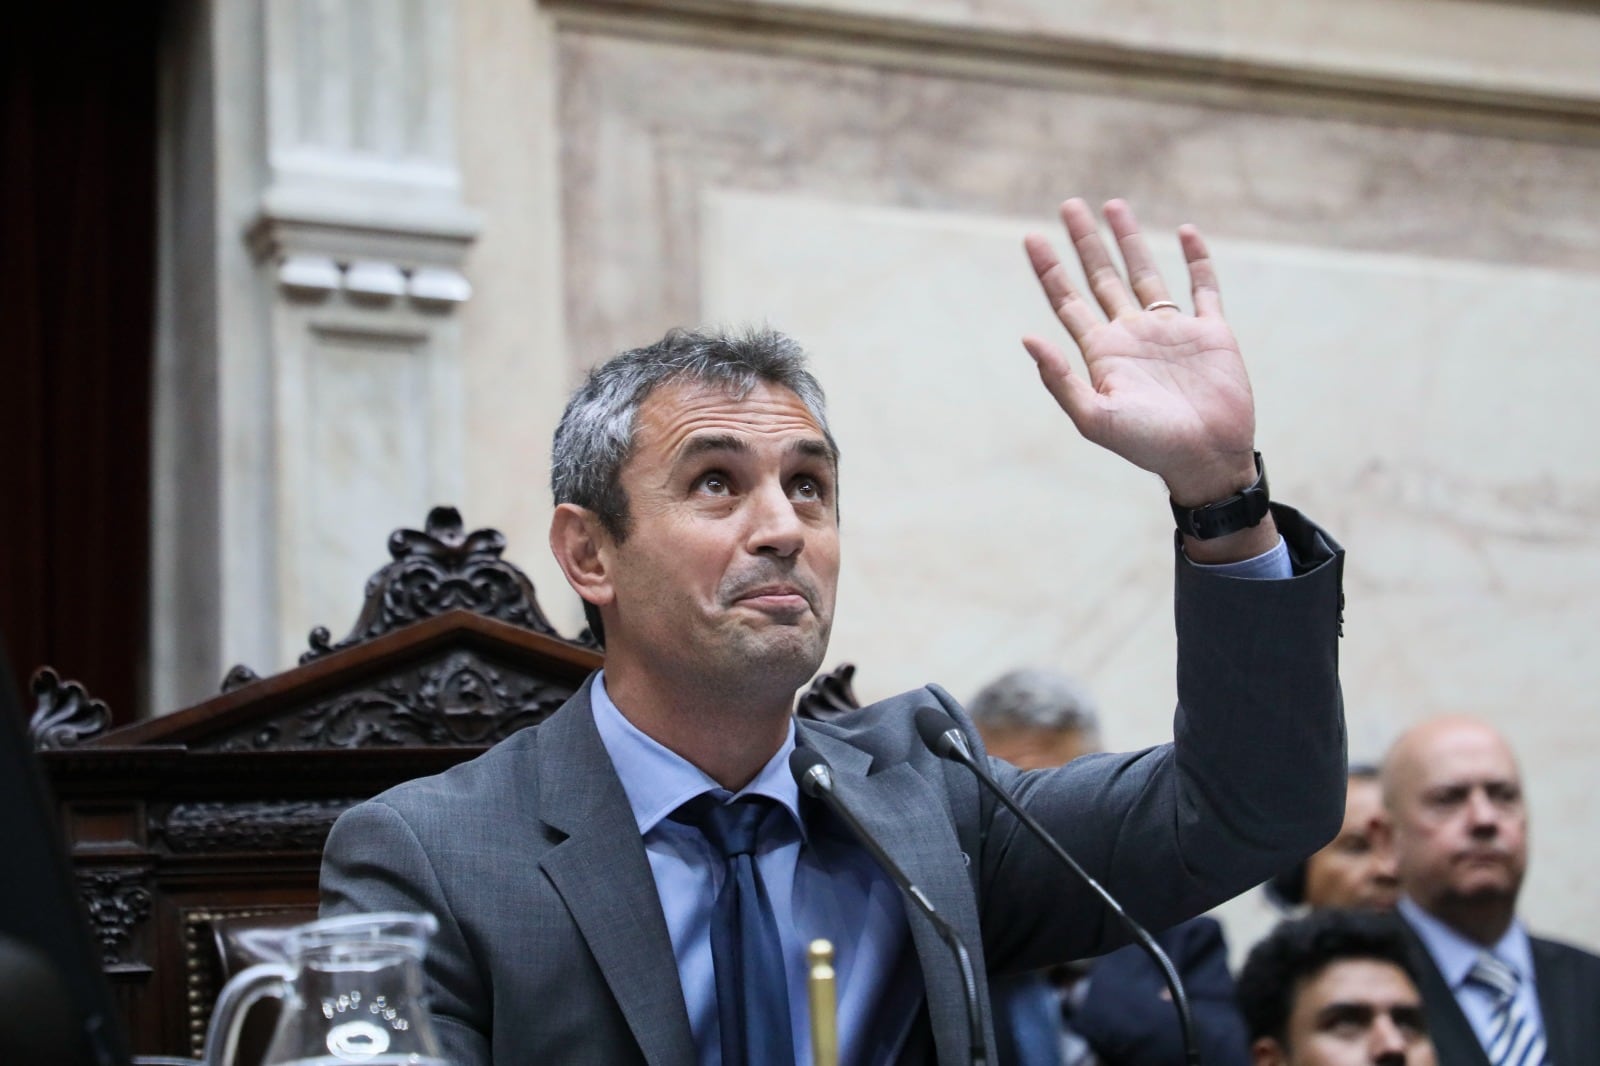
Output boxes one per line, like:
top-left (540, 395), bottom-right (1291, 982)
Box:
top-left (1186, 535), bottom-right (1290, 580)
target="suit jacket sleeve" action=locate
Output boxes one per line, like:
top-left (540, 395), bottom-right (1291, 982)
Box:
top-left (320, 799), bottom-right (491, 1066)
top-left (968, 503), bottom-right (1346, 970)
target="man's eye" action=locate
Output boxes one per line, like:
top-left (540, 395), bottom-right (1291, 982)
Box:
top-left (792, 477), bottom-right (822, 501)
top-left (697, 473), bottom-right (732, 495)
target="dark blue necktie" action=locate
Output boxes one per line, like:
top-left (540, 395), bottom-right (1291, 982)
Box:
top-left (676, 795), bottom-right (795, 1066)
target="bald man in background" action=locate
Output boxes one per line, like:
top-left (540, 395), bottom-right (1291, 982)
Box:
top-left (1383, 717), bottom-right (1600, 1066)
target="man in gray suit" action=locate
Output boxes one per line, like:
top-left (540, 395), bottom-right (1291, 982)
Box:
top-left (320, 198), bottom-right (1348, 1065)
top-left (1384, 717), bottom-right (1600, 1066)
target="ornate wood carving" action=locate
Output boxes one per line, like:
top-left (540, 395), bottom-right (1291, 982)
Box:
top-left (210, 649), bottom-right (575, 751)
top-left (160, 799), bottom-right (358, 854)
top-left (35, 507), bottom-right (601, 1059)
top-left (220, 663), bottom-right (262, 693)
top-left (78, 869), bottom-right (154, 966)
top-left (300, 506), bottom-right (565, 664)
top-left (29, 666), bottom-right (112, 749)
top-left (796, 662), bottom-right (861, 722)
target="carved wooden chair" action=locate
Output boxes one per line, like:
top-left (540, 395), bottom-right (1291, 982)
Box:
top-left (31, 507), bottom-right (601, 1062)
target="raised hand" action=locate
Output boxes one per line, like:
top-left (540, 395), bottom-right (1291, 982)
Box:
top-left (1023, 198), bottom-right (1259, 510)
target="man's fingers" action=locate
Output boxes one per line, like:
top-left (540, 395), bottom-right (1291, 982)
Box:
top-left (1179, 224), bottom-right (1224, 318)
top-left (1059, 198), bottom-right (1137, 320)
top-left (1104, 199), bottom-right (1173, 312)
top-left (1022, 335), bottom-right (1102, 432)
top-left (1024, 232), bottom-right (1100, 345)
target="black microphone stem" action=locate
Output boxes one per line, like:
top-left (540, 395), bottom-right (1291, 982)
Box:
top-left (916, 709), bottom-right (1201, 1066)
top-left (791, 750), bottom-right (988, 1066)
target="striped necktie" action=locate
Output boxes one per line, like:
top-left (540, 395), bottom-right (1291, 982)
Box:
top-left (1465, 952), bottom-right (1547, 1066)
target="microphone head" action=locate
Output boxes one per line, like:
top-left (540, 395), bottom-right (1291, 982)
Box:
top-left (788, 747), bottom-right (833, 797)
top-left (914, 706), bottom-right (967, 760)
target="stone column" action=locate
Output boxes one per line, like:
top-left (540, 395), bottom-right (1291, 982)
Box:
top-left (151, 0), bottom-right (478, 711)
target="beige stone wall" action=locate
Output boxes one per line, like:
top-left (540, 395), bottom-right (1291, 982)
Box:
top-left (454, 0), bottom-right (1600, 953)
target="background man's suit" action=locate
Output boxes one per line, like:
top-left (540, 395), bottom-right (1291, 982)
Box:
top-left (992, 915), bottom-right (1249, 1066)
top-left (321, 506), bottom-right (1346, 1065)
top-left (1400, 921), bottom-right (1600, 1066)
top-left (1072, 916), bottom-right (1248, 1065)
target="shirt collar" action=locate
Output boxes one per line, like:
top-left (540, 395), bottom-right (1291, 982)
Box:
top-left (588, 670), bottom-right (804, 837)
top-left (1398, 895), bottom-right (1536, 990)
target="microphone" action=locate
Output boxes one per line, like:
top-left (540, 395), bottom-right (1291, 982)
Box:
top-left (788, 748), bottom-right (988, 1066)
top-left (913, 706), bottom-right (1202, 1066)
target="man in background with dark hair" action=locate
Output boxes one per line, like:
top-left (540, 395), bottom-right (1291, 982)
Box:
top-left (1268, 765), bottom-right (1399, 912)
top-left (971, 668), bottom-right (1250, 1066)
top-left (1237, 910), bottom-right (1434, 1066)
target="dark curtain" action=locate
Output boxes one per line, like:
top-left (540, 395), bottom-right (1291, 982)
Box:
top-left (1, 9), bottom-right (159, 724)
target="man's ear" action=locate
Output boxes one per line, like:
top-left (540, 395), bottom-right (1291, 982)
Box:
top-left (549, 503), bottom-right (614, 612)
top-left (1251, 1036), bottom-right (1288, 1066)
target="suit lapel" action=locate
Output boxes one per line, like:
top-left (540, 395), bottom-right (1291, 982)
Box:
top-left (534, 685), bottom-right (696, 1066)
top-left (1399, 918), bottom-right (1491, 1066)
top-left (799, 724), bottom-right (990, 1066)
top-left (1532, 937), bottom-right (1580, 1065)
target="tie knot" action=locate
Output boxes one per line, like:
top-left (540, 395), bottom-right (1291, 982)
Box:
top-left (1468, 952), bottom-right (1520, 1003)
top-left (675, 795), bottom-right (776, 858)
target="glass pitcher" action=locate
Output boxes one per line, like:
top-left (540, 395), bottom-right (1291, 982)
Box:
top-left (201, 911), bottom-right (447, 1066)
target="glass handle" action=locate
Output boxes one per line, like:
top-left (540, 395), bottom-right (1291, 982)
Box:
top-left (200, 962), bottom-right (291, 1066)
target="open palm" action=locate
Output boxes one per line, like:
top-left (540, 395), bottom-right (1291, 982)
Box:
top-left (1023, 199), bottom-right (1257, 505)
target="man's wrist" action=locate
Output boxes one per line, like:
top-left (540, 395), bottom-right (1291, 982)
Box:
top-left (1169, 452), bottom-right (1270, 541)
top-left (1187, 532), bottom-right (1290, 578)
top-left (1181, 511), bottom-right (1280, 565)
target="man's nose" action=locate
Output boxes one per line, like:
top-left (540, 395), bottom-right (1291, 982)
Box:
top-left (1466, 788), bottom-right (1500, 833)
top-left (1369, 1013), bottom-right (1409, 1062)
top-left (1371, 845), bottom-right (1400, 886)
top-left (1367, 818), bottom-right (1399, 886)
top-left (746, 481), bottom-right (805, 558)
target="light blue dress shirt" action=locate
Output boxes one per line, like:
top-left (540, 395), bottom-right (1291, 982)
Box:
top-left (590, 537), bottom-right (1290, 1065)
top-left (591, 674), bottom-right (923, 1065)
top-left (1399, 896), bottom-right (1547, 1056)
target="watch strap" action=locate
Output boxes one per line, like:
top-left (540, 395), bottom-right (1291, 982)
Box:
top-left (1169, 452), bottom-right (1269, 540)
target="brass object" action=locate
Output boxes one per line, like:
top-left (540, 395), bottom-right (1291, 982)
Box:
top-left (807, 938), bottom-right (838, 1066)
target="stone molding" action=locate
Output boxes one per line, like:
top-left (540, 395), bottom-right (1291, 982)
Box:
top-left (546, 0), bottom-right (1600, 139)
top-left (251, 0), bottom-right (480, 306)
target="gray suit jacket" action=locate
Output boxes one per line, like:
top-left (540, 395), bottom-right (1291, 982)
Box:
top-left (320, 505), bottom-right (1346, 1065)
top-left (1400, 917), bottom-right (1600, 1066)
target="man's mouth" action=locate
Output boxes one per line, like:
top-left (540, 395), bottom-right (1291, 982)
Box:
top-left (1456, 849), bottom-right (1508, 866)
top-left (733, 584), bottom-right (811, 611)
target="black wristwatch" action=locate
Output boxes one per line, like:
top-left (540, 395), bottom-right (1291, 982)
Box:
top-left (1169, 452), bottom-right (1269, 540)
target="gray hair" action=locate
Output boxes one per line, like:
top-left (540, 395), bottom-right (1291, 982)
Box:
top-left (550, 325), bottom-right (838, 642)
top-left (968, 668), bottom-right (1101, 743)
